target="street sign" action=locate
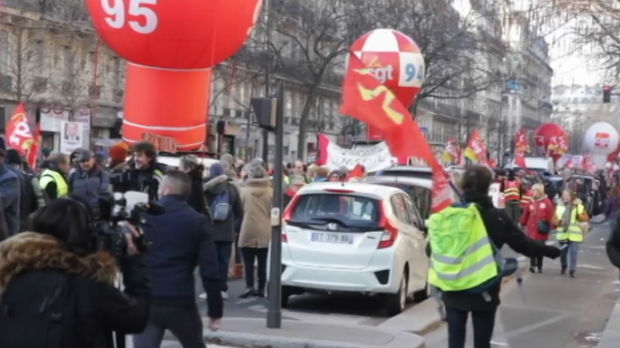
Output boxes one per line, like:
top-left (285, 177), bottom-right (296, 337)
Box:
top-left (420, 126), bottom-right (429, 134)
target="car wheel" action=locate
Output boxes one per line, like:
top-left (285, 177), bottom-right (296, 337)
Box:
top-left (385, 270), bottom-right (408, 316)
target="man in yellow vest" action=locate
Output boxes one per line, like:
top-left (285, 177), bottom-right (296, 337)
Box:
top-left (39, 154), bottom-right (71, 200)
top-left (428, 166), bottom-right (561, 348)
top-left (553, 190), bottom-right (589, 278)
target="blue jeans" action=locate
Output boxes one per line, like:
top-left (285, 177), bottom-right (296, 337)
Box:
top-left (560, 242), bottom-right (580, 272)
top-left (215, 241), bottom-right (232, 292)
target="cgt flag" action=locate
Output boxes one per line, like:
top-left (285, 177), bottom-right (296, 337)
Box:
top-left (340, 54), bottom-right (453, 212)
top-left (464, 130), bottom-right (487, 164)
top-left (515, 129), bottom-right (530, 154)
top-left (5, 103), bottom-right (35, 155)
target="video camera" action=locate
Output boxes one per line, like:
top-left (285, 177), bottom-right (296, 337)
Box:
top-left (94, 191), bottom-right (165, 258)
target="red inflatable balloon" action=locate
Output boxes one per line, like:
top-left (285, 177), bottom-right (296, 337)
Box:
top-left (86, 0), bottom-right (262, 149)
top-left (535, 123), bottom-right (569, 159)
top-left (350, 29), bottom-right (425, 109)
top-left (87, 0), bottom-right (262, 69)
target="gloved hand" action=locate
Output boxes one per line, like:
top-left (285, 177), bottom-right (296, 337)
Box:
top-left (543, 245), bottom-right (562, 259)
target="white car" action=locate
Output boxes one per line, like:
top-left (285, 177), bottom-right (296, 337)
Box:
top-left (279, 182), bottom-right (430, 315)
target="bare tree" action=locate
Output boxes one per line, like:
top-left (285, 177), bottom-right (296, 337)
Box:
top-left (262, 0), bottom-right (373, 158)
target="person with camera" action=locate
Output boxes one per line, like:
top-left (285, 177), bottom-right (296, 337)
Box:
top-left (0, 196), bottom-right (150, 348)
top-left (69, 149), bottom-right (111, 219)
top-left (110, 142), bottom-right (165, 202)
top-left (133, 170), bottom-right (222, 348)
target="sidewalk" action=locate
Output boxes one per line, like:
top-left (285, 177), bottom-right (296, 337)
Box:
top-left (203, 317), bottom-right (424, 348)
top-left (597, 302), bottom-right (619, 348)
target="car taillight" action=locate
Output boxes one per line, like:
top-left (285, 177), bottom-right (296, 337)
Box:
top-left (282, 194), bottom-right (302, 222)
top-left (378, 202), bottom-right (398, 249)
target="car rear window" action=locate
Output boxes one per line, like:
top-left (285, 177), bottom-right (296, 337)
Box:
top-left (375, 169), bottom-right (433, 180)
top-left (291, 194), bottom-right (381, 228)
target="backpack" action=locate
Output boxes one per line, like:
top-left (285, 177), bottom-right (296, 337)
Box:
top-left (210, 185), bottom-right (231, 222)
top-left (0, 270), bottom-right (76, 347)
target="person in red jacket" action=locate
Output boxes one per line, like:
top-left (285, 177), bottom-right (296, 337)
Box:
top-left (520, 183), bottom-right (555, 273)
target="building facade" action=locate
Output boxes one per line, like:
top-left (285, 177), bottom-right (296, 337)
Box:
top-left (0, 1), bottom-right (124, 152)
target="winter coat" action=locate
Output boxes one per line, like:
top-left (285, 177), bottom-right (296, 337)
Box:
top-left (144, 195), bottom-right (223, 319)
top-left (440, 191), bottom-right (560, 312)
top-left (239, 177), bottom-right (273, 249)
top-left (68, 166), bottom-right (111, 215)
top-left (607, 220), bottom-right (620, 270)
top-left (606, 196), bottom-right (620, 223)
top-left (0, 197), bottom-right (8, 241)
top-left (0, 232), bottom-right (149, 348)
top-left (0, 164), bottom-right (19, 236)
top-left (204, 175), bottom-right (244, 242)
top-left (520, 197), bottom-right (555, 241)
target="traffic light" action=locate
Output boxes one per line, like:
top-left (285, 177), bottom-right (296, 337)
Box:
top-left (603, 85), bottom-right (613, 103)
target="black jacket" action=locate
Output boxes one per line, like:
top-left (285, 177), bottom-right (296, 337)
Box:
top-left (0, 232), bottom-right (149, 348)
top-left (607, 218), bottom-right (620, 270)
top-left (110, 162), bottom-right (165, 202)
top-left (144, 195), bottom-right (223, 318)
top-left (188, 170), bottom-right (208, 216)
top-left (204, 175), bottom-right (244, 242)
top-left (441, 192), bottom-right (560, 311)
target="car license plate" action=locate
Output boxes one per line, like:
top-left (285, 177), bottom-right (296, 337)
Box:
top-left (311, 232), bottom-right (354, 245)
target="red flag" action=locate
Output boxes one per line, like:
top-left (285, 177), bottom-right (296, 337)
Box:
top-left (26, 123), bottom-right (41, 169)
top-left (340, 54), bottom-right (453, 212)
top-left (515, 151), bottom-right (527, 168)
top-left (464, 130), bottom-right (487, 164)
top-left (346, 164), bottom-right (366, 182)
top-left (5, 103), bottom-right (34, 155)
top-left (515, 129), bottom-right (530, 154)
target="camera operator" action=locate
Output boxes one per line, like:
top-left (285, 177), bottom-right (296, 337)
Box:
top-left (133, 170), bottom-right (222, 348)
top-left (0, 196), bottom-right (150, 348)
top-left (110, 142), bottom-right (164, 202)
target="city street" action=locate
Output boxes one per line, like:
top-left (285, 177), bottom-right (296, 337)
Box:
top-left (185, 222), bottom-right (619, 348)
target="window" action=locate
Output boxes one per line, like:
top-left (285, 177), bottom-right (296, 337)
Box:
top-left (0, 30), bottom-right (8, 73)
top-left (402, 195), bottom-right (423, 229)
top-left (390, 194), bottom-right (411, 225)
top-left (291, 194), bottom-right (381, 229)
top-left (63, 46), bottom-right (74, 77)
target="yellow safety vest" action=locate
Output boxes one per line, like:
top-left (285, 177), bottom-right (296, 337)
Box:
top-left (427, 204), bottom-right (499, 291)
top-left (39, 169), bottom-right (69, 198)
top-left (554, 204), bottom-right (585, 243)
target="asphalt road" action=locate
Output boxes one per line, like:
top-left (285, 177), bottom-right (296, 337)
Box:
top-left (424, 221), bottom-right (619, 348)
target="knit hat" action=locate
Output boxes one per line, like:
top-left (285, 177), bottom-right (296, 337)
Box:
top-left (109, 142), bottom-right (129, 163)
top-left (210, 162), bottom-right (225, 178)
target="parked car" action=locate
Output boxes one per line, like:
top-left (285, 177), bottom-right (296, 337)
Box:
top-left (278, 182), bottom-right (430, 315)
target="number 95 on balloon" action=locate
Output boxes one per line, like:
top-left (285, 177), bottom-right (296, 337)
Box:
top-left (399, 52), bottom-right (425, 88)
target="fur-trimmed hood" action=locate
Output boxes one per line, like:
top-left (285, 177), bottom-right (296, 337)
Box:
top-left (203, 174), bottom-right (228, 194)
top-left (0, 232), bottom-right (119, 295)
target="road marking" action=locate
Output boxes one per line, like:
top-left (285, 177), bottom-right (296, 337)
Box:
top-left (504, 313), bottom-right (571, 338)
top-left (248, 304), bottom-right (267, 313)
top-left (579, 264), bottom-right (607, 270)
top-left (236, 298), bottom-right (259, 305)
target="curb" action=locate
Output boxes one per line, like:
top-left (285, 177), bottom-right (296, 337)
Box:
top-left (204, 331), bottom-right (360, 348)
top-left (202, 319), bottom-right (425, 348)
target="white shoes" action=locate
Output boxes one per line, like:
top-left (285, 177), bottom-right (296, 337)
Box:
top-left (221, 291), bottom-right (229, 300)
